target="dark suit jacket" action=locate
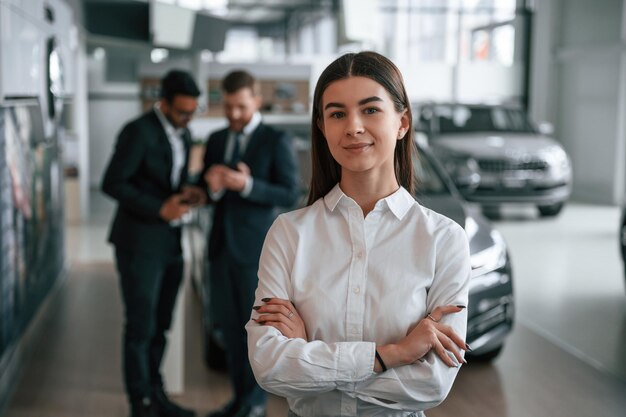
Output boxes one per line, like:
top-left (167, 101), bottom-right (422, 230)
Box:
top-left (201, 123), bottom-right (299, 265)
top-left (102, 110), bottom-right (191, 256)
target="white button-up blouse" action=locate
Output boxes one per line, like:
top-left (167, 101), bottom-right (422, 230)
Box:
top-left (246, 184), bottom-right (471, 417)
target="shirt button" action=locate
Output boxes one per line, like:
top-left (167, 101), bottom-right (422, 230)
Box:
top-left (346, 406), bottom-right (353, 412)
top-left (353, 286), bottom-right (360, 294)
top-left (356, 251), bottom-right (363, 259)
top-left (351, 325), bottom-right (358, 333)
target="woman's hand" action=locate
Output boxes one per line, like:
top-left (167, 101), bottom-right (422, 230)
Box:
top-left (377, 305), bottom-right (469, 371)
top-left (253, 298), bottom-right (308, 340)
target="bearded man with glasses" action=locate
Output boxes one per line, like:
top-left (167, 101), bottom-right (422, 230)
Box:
top-left (102, 69), bottom-right (206, 417)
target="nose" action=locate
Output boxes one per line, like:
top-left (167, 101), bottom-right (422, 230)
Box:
top-left (228, 108), bottom-right (241, 121)
top-left (345, 113), bottom-right (365, 137)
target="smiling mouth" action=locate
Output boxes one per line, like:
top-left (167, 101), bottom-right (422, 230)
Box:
top-left (344, 143), bottom-right (373, 151)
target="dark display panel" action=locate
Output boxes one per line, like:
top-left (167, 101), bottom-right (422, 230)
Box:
top-left (0, 105), bottom-right (64, 374)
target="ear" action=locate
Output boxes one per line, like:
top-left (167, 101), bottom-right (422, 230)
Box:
top-left (397, 109), bottom-right (410, 140)
top-left (254, 94), bottom-right (263, 110)
top-left (159, 98), bottom-right (169, 112)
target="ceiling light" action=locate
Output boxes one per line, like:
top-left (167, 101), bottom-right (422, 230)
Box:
top-left (93, 47), bottom-right (106, 60)
top-left (150, 48), bottom-right (169, 63)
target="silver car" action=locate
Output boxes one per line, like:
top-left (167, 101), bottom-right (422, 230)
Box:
top-left (416, 103), bottom-right (572, 217)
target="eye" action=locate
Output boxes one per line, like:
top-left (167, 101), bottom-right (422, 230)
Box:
top-left (329, 111), bottom-right (345, 119)
top-left (364, 107), bottom-right (380, 115)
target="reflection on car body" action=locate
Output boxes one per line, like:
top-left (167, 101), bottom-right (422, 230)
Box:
top-left (416, 103), bottom-right (572, 217)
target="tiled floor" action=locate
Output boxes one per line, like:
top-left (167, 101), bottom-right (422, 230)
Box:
top-left (3, 192), bottom-right (626, 417)
top-left (492, 203), bottom-right (626, 381)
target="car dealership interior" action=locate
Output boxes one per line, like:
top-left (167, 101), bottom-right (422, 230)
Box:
top-left (1, 0), bottom-right (625, 416)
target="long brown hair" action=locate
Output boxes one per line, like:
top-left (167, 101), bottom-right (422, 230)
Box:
top-left (307, 51), bottom-right (415, 205)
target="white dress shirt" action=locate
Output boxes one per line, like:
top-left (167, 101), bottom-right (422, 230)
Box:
top-left (209, 111), bottom-right (262, 200)
top-left (154, 104), bottom-right (186, 189)
top-left (246, 185), bottom-right (470, 417)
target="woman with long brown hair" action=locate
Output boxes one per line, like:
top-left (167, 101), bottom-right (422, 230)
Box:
top-left (246, 51), bottom-right (470, 417)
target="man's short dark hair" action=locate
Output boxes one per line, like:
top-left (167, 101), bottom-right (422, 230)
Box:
top-left (221, 70), bottom-right (258, 95)
top-left (160, 69), bottom-right (200, 102)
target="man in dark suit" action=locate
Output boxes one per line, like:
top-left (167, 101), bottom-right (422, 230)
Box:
top-left (102, 70), bottom-right (205, 417)
top-left (202, 71), bottom-right (299, 417)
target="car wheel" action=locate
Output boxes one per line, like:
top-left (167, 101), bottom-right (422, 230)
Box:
top-left (537, 202), bottom-right (564, 217)
top-left (467, 345), bottom-right (503, 362)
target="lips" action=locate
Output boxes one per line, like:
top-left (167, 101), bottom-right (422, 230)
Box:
top-left (344, 143), bottom-right (373, 150)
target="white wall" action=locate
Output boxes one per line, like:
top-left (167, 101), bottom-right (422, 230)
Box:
top-left (206, 61), bottom-right (310, 80)
top-left (87, 56), bottom-right (141, 188)
top-left (532, 0), bottom-right (626, 204)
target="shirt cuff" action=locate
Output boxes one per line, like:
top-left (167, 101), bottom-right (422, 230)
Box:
top-left (209, 188), bottom-right (225, 202)
top-left (240, 176), bottom-right (254, 198)
top-left (337, 341), bottom-right (376, 382)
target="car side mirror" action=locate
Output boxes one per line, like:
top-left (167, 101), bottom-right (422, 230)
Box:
top-left (537, 122), bottom-right (554, 136)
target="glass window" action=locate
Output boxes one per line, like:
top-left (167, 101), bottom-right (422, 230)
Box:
top-left (414, 154), bottom-right (448, 195)
top-left (433, 105), bottom-right (535, 134)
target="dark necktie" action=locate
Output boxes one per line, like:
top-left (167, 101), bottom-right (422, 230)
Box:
top-left (230, 132), bottom-right (243, 167)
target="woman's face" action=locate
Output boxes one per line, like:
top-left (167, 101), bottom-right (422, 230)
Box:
top-left (318, 76), bottom-right (409, 180)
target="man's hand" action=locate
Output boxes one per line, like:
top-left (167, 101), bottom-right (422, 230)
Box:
top-left (204, 165), bottom-right (228, 194)
top-left (223, 162), bottom-right (251, 192)
top-left (159, 194), bottom-right (190, 221)
top-left (180, 185), bottom-right (207, 206)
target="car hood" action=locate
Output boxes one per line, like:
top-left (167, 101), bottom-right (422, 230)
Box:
top-left (432, 133), bottom-right (561, 159)
top-left (417, 194), bottom-right (496, 256)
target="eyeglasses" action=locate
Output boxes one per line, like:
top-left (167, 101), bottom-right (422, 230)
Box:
top-left (172, 103), bottom-right (207, 118)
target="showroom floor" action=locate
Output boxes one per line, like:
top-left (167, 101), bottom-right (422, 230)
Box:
top-left (3, 190), bottom-right (626, 417)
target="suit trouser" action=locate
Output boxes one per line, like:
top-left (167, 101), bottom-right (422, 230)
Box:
top-left (210, 248), bottom-right (266, 408)
top-left (115, 246), bottom-right (184, 403)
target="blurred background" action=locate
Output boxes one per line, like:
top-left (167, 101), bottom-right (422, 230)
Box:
top-left (1, 0), bottom-right (625, 416)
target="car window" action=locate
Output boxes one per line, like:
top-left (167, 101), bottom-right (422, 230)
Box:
top-left (414, 153), bottom-right (448, 195)
top-left (430, 105), bottom-right (535, 134)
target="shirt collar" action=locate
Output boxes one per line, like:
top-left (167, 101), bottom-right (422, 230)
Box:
top-left (154, 103), bottom-right (184, 137)
top-left (235, 111), bottom-right (262, 137)
top-left (323, 184), bottom-right (415, 220)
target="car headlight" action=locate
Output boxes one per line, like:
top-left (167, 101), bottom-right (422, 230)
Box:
top-left (542, 146), bottom-right (572, 179)
top-left (444, 157), bottom-right (481, 188)
top-left (470, 229), bottom-right (508, 278)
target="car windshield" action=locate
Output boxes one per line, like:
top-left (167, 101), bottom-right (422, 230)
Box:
top-left (429, 105), bottom-right (535, 134)
top-left (414, 152), bottom-right (449, 196)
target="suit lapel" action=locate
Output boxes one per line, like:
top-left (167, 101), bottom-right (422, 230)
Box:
top-left (242, 124), bottom-right (264, 163)
top-left (180, 130), bottom-right (192, 185)
top-left (214, 130), bottom-right (229, 164)
top-left (149, 110), bottom-right (174, 189)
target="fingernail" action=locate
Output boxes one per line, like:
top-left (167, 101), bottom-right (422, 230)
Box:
top-left (465, 343), bottom-right (473, 352)
top-left (261, 298), bottom-right (271, 302)
top-left (456, 305), bottom-right (466, 309)
top-left (252, 306), bottom-right (261, 310)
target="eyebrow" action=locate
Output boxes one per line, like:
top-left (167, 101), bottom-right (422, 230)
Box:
top-left (324, 96), bottom-right (384, 110)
